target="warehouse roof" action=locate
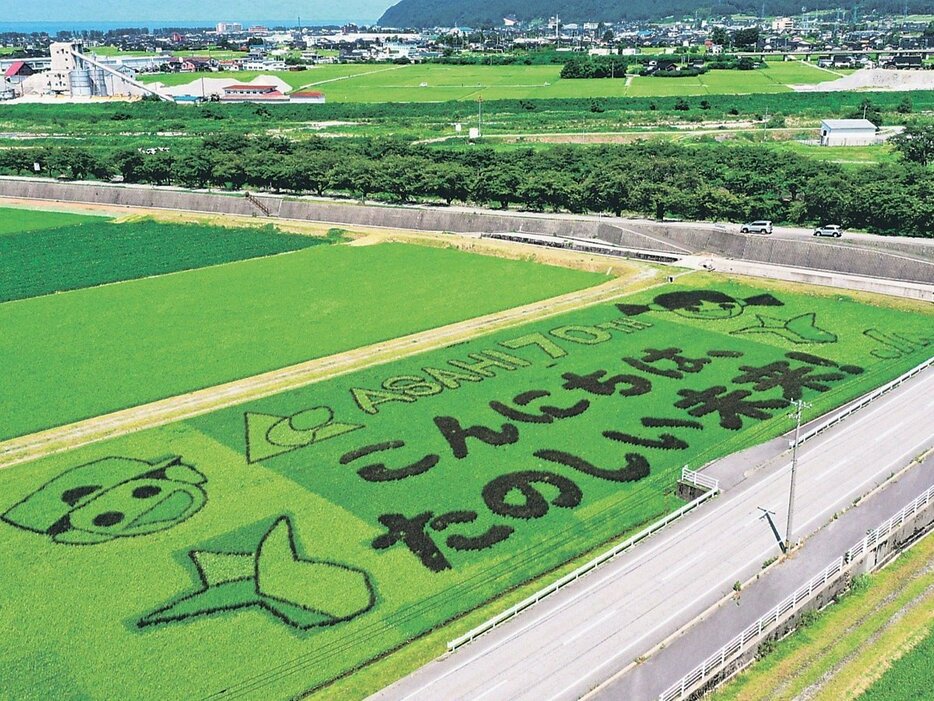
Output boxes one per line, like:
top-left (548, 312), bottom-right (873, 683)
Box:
top-left (820, 119), bottom-right (877, 130)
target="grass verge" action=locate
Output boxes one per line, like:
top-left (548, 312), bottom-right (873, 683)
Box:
top-left (711, 530), bottom-right (934, 701)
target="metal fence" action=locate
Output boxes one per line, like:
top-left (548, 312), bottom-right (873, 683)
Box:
top-left (681, 466), bottom-right (720, 493)
top-left (659, 482), bottom-right (934, 701)
top-left (846, 484), bottom-right (934, 563)
top-left (795, 357), bottom-right (933, 448)
top-left (447, 477), bottom-right (720, 652)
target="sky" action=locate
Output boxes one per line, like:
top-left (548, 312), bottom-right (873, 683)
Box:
top-left (4, 0), bottom-right (395, 23)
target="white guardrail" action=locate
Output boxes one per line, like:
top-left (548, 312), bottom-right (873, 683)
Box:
top-left (659, 482), bottom-right (934, 701)
top-left (680, 466), bottom-right (720, 493)
top-left (845, 483), bottom-right (934, 564)
top-left (794, 357), bottom-right (934, 448)
top-left (447, 470), bottom-right (720, 652)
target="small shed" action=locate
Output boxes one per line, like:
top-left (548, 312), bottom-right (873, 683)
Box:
top-left (819, 119), bottom-right (877, 146)
top-left (291, 90), bottom-right (326, 104)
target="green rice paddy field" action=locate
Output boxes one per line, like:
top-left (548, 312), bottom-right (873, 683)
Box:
top-left (860, 627), bottom-right (934, 700)
top-left (0, 208), bottom-right (604, 439)
top-left (139, 61), bottom-right (846, 102)
top-left (0, 209), bottom-right (336, 302)
top-left (1, 273), bottom-right (931, 700)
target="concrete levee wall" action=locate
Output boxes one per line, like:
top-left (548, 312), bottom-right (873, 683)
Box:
top-left (2, 178), bottom-right (931, 284)
top-left (714, 260), bottom-right (933, 302)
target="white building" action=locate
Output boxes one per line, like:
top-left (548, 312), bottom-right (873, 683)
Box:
top-left (819, 119), bottom-right (877, 146)
top-left (216, 22), bottom-right (243, 35)
top-left (771, 17), bottom-right (796, 32)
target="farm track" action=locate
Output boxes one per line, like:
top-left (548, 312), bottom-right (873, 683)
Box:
top-left (0, 270), bottom-right (660, 470)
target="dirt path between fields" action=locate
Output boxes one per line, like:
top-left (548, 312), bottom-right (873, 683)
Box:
top-left (0, 268), bottom-right (664, 469)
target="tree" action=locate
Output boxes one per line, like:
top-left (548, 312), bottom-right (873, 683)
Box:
top-left (848, 98), bottom-right (882, 126)
top-left (425, 163), bottom-right (471, 205)
top-left (732, 28), bottom-right (760, 49)
top-left (211, 158), bottom-right (248, 190)
top-left (379, 156), bottom-right (424, 202)
top-left (710, 27), bottom-right (729, 46)
top-left (113, 149), bottom-right (146, 183)
top-left (173, 150), bottom-right (213, 188)
top-left (890, 124), bottom-right (934, 166)
top-left (293, 152), bottom-right (337, 195)
top-left (329, 157), bottom-right (377, 199)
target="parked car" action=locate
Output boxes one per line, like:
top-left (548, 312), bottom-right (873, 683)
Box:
top-left (814, 224), bottom-right (844, 237)
top-left (740, 220), bottom-right (773, 234)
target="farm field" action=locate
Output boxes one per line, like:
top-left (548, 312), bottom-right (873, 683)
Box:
top-left (140, 64), bottom-right (408, 90)
top-left (711, 532), bottom-right (934, 701)
top-left (0, 241), bottom-right (604, 440)
top-left (0, 278), bottom-right (930, 701)
top-left (859, 624), bottom-right (934, 700)
top-left (0, 206), bottom-right (110, 235)
top-left (138, 60), bottom-right (847, 102)
top-left (0, 209), bottom-right (337, 302)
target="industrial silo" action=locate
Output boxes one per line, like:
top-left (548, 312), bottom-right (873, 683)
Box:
top-left (89, 66), bottom-right (108, 96)
top-left (69, 69), bottom-right (92, 97)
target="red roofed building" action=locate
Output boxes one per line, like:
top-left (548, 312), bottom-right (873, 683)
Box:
top-left (4, 61), bottom-right (35, 85)
top-left (220, 84), bottom-right (289, 102)
top-left (290, 90), bottom-right (326, 104)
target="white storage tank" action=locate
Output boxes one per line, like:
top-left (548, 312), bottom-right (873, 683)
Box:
top-left (89, 66), bottom-right (108, 96)
top-left (69, 69), bottom-right (92, 97)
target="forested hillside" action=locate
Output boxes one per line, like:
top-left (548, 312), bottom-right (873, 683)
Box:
top-left (379, 0), bottom-right (934, 26)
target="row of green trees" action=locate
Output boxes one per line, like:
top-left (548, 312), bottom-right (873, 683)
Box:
top-left (0, 135), bottom-right (931, 236)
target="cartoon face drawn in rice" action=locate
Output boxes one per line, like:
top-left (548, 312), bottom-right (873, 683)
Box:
top-left (617, 290), bottom-right (784, 321)
top-left (2, 456), bottom-right (207, 545)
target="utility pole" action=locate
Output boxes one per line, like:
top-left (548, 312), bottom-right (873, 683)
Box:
top-left (785, 399), bottom-right (811, 551)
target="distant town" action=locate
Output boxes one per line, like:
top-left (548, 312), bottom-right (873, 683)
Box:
top-left (2, 11), bottom-right (934, 102)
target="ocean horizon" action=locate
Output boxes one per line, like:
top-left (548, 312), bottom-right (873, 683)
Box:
top-left (0, 19), bottom-right (376, 34)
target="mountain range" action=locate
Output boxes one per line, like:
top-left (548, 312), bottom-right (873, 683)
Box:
top-left (378, 0), bottom-right (934, 27)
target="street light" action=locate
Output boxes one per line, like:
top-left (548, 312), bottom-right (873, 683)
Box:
top-left (785, 399), bottom-right (811, 551)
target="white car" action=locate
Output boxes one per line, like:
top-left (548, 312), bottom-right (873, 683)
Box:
top-left (740, 220), bottom-right (773, 234)
top-left (814, 224), bottom-right (844, 238)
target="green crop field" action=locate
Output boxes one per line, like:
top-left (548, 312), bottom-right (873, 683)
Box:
top-left (0, 206), bottom-right (111, 235)
top-left (137, 61), bottom-right (848, 101)
top-left (1, 278), bottom-right (930, 700)
top-left (139, 64), bottom-right (409, 90)
top-left (0, 211), bottom-right (336, 302)
top-left (87, 46), bottom-right (167, 57)
top-left (0, 242), bottom-right (604, 439)
top-left (860, 627), bottom-right (934, 700)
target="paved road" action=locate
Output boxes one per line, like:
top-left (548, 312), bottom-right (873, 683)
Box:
top-left (372, 367), bottom-right (934, 701)
top-left (592, 451), bottom-right (934, 700)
